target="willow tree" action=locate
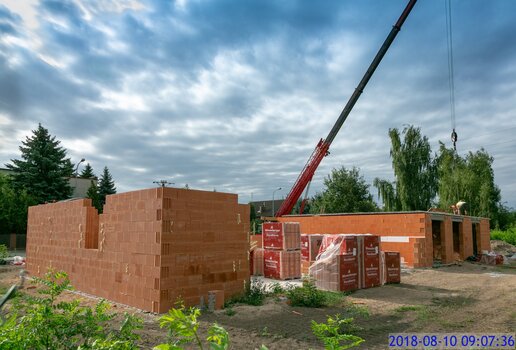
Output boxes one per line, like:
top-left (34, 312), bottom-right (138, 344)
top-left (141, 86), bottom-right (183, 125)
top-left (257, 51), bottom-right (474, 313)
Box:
top-left (374, 126), bottom-right (437, 211)
top-left (436, 143), bottom-right (500, 224)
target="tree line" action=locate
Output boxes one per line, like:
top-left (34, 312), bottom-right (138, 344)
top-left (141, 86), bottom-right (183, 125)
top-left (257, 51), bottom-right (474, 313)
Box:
top-left (308, 125), bottom-right (512, 229)
top-left (0, 124), bottom-right (116, 235)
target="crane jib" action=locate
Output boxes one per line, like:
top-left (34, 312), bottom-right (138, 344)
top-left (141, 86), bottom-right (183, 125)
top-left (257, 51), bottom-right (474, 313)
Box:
top-left (275, 0), bottom-right (417, 217)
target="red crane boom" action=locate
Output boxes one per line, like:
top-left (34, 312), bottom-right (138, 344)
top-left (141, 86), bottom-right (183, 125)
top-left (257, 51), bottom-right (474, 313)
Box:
top-left (275, 0), bottom-right (417, 217)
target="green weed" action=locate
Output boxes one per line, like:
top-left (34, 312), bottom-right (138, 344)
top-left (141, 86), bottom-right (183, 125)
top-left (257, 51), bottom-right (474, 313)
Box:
top-left (394, 305), bottom-right (421, 313)
top-left (0, 269), bottom-right (143, 349)
top-left (311, 314), bottom-right (364, 350)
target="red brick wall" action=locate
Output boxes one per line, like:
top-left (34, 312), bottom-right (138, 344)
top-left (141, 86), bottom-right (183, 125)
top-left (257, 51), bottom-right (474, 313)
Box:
top-left (278, 213), bottom-right (427, 267)
top-left (278, 213), bottom-right (490, 268)
top-left (26, 188), bottom-right (250, 313)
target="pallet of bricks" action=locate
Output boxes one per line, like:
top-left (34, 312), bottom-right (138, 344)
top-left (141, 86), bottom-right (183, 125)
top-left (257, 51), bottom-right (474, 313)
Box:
top-left (259, 222), bottom-right (301, 280)
top-left (250, 234), bottom-right (264, 276)
top-left (309, 234), bottom-right (401, 291)
top-left (300, 234), bottom-right (323, 275)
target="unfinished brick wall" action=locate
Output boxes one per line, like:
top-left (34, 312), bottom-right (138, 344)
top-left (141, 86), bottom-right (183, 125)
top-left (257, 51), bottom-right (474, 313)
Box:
top-left (26, 188), bottom-right (250, 313)
top-left (278, 212), bottom-right (490, 268)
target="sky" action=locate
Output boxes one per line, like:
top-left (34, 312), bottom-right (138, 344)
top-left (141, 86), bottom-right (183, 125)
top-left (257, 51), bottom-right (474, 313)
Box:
top-left (0, 0), bottom-right (515, 208)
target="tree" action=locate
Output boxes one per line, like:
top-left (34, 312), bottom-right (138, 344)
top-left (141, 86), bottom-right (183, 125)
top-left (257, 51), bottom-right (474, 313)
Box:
top-left (372, 178), bottom-right (400, 211)
top-left (374, 125), bottom-right (437, 211)
top-left (310, 166), bottom-right (378, 214)
top-left (436, 143), bottom-right (501, 226)
top-left (86, 180), bottom-right (101, 212)
top-left (98, 166), bottom-right (116, 208)
top-left (0, 174), bottom-right (35, 235)
top-left (79, 163), bottom-right (95, 179)
top-left (6, 124), bottom-right (73, 203)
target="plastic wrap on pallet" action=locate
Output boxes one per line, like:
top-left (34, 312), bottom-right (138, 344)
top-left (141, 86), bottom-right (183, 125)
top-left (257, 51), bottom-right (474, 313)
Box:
top-left (301, 234), bottom-right (324, 262)
top-left (309, 235), bottom-right (359, 291)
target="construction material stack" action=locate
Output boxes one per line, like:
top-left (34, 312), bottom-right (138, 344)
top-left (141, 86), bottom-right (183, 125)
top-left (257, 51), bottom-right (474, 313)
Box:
top-left (310, 235), bottom-right (359, 291)
top-left (380, 251), bottom-right (401, 284)
top-left (262, 222), bottom-right (301, 280)
top-left (309, 234), bottom-right (385, 291)
top-left (301, 234), bottom-right (323, 275)
top-left (358, 234), bottom-right (381, 288)
top-left (250, 235), bottom-right (264, 276)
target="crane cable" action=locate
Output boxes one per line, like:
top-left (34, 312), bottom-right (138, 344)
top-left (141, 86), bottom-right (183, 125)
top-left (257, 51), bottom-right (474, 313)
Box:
top-left (445, 0), bottom-right (457, 151)
top-left (445, 0), bottom-right (461, 207)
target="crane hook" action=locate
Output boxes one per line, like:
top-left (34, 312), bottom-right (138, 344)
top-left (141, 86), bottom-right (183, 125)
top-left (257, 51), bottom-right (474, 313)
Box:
top-left (451, 128), bottom-right (458, 151)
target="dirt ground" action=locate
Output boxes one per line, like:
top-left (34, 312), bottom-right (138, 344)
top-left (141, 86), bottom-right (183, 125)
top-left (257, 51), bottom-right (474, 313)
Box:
top-left (1, 260), bottom-right (515, 349)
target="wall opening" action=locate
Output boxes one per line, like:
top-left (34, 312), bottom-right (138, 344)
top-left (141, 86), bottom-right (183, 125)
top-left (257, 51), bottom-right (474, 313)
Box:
top-left (432, 220), bottom-right (443, 262)
top-left (472, 223), bottom-right (480, 255)
top-left (452, 221), bottom-right (461, 255)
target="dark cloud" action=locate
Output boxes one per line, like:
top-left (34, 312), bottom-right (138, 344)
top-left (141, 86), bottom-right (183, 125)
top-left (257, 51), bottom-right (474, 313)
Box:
top-left (1, 0), bottom-right (516, 208)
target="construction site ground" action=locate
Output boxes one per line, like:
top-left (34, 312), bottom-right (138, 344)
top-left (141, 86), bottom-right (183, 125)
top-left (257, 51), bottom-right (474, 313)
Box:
top-left (1, 254), bottom-right (515, 349)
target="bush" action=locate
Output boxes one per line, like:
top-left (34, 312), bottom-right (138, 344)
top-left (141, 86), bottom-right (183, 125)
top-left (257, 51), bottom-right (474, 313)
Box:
top-left (491, 227), bottom-right (516, 246)
top-left (287, 279), bottom-right (326, 308)
top-left (0, 244), bottom-right (8, 259)
top-left (226, 278), bottom-right (268, 307)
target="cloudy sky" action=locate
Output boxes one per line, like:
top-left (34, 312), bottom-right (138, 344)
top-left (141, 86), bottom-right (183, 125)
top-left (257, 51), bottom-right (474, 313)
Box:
top-left (1, 0), bottom-right (515, 208)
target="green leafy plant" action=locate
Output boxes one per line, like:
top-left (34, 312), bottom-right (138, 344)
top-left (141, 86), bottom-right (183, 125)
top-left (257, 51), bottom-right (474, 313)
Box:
top-left (0, 269), bottom-right (142, 349)
top-left (269, 282), bottom-right (285, 295)
top-left (311, 314), bottom-right (364, 350)
top-left (226, 278), bottom-right (268, 307)
top-left (0, 244), bottom-right (8, 259)
top-left (155, 302), bottom-right (230, 350)
top-left (287, 279), bottom-right (326, 308)
top-left (224, 307), bottom-right (236, 317)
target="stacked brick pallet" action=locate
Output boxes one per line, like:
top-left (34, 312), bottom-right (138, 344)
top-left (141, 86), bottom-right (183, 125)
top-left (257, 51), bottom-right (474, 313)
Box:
top-left (261, 222), bottom-right (301, 280)
top-left (309, 234), bottom-right (386, 292)
top-left (250, 235), bottom-right (264, 276)
top-left (26, 187), bottom-right (250, 313)
top-left (380, 251), bottom-right (401, 284)
top-left (300, 234), bottom-right (323, 275)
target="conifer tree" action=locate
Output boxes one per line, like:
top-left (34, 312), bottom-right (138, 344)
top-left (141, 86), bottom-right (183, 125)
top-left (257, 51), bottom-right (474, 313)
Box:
top-left (6, 124), bottom-right (73, 203)
top-left (98, 166), bottom-right (116, 208)
top-left (80, 163), bottom-right (95, 179)
top-left (86, 180), bottom-right (102, 212)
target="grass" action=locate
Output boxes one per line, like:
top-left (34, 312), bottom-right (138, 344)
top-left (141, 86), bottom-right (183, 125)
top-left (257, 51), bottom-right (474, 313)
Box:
top-left (394, 305), bottom-right (421, 313)
top-left (431, 295), bottom-right (475, 308)
top-left (393, 304), bottom-right (431, 325)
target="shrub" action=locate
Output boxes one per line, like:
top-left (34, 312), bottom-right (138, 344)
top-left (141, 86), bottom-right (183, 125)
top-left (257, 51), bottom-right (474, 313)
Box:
top-left (287, 279), bottom-right (326, 308)
top-left (0, 244), bottom-right (8, 259)
top-left (491, 227), bottom-right (516, 246)
top-left (226, 278), bottom-right (268, 307)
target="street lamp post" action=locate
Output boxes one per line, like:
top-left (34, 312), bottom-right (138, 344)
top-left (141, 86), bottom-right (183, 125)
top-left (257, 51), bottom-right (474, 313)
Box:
top-left (272, 187), bottom-right (282, 217)
top-left (72, 158), bottom-right (85, 198)
top-left (73, 158), bottom-right (86, 176)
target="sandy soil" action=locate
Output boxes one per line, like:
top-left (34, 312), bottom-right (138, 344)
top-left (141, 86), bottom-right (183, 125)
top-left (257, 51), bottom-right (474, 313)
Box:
top-left (1, 259), bottom-right (515, 349)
